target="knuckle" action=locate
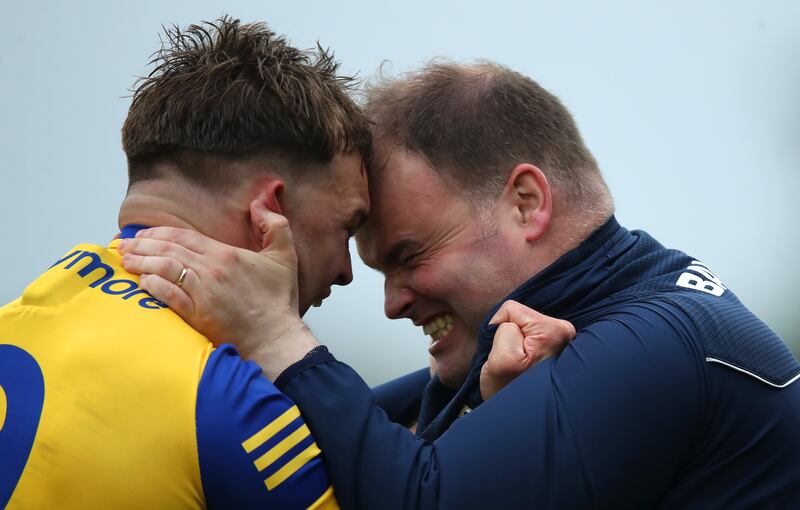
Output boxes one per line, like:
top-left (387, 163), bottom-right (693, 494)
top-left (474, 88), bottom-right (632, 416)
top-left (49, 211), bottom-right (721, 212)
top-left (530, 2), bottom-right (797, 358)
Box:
top-left (507, 300), bottom-right (523, 311)
top-left (157, 259), bottom-right (174, 276)
top-left (219, 249), bottom-right (239, 265)
top-left (156, 241), bottom-right (172, 257)
top-left (122, 240), bottom-right (138, 255)
top-left (164, 228), bottom-right (186, 245)
top-left (165, 229), bottom-right (179, 243)
top-left (175, 295), bottom-right (191, 315)
top-left (163, 284), bottom-right (179, 303)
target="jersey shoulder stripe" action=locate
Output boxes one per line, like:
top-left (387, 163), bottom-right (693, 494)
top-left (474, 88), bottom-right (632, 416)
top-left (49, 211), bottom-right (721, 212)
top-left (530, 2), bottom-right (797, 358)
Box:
top-left (196, 344), bottom-right (337, 509)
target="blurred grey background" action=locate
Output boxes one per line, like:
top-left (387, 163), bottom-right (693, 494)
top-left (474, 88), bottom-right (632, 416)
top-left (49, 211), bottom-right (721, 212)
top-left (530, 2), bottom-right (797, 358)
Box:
top-left (2, 0), bottom-right (798, 385)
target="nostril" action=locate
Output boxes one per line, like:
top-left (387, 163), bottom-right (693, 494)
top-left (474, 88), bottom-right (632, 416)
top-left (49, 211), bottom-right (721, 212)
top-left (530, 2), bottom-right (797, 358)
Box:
top-left (385, 286), bottom-right (415, 319)
top-left (397, 302), bottom-right (412, 317)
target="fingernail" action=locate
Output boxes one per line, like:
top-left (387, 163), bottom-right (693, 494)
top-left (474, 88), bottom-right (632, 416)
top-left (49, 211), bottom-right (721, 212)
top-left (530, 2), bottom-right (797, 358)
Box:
top-left (118, 240), bottom-right (127, 251)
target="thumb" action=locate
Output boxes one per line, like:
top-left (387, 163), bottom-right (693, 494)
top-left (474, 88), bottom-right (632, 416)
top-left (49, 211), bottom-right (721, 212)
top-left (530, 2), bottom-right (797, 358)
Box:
top-left (251, 200), bottom-right (297, 261)
top-left (481, 322), bottom-right (525, 401)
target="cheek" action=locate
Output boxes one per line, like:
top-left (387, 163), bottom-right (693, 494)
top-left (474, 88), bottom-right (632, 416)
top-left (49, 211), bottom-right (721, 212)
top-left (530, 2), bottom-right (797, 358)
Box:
top-left (407, 260), bottom-right (479, 315)
top-left (292, 228), bottom-right (328, 288)
top-left (407, 264), bottom-right (452, 297)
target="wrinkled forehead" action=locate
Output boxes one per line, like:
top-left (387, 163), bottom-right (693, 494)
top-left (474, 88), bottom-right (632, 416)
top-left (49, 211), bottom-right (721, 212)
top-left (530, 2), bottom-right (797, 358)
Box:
top-left (355, 143), bottom-right (453, 270)
top-left (355, 174), bottom-right (406, 269)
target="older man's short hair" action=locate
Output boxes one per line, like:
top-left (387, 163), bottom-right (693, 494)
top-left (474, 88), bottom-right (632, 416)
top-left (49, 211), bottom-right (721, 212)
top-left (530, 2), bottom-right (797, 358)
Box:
top-left (365, 61), bottom-right (610, 211)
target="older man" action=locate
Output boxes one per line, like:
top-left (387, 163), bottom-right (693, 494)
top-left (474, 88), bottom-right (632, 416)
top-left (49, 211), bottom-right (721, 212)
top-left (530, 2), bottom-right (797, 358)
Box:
top-left (124, 62), bottom-right (800, 508)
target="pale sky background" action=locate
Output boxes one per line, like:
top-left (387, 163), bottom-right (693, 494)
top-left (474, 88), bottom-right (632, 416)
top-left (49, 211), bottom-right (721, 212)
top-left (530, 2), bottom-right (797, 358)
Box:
top-left (2, 0), bottom-right (798, 385)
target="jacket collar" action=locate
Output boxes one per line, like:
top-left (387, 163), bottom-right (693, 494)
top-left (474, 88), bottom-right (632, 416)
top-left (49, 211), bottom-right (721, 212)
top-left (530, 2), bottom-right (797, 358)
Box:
top-left (417, 215), bottom-right (680, 440)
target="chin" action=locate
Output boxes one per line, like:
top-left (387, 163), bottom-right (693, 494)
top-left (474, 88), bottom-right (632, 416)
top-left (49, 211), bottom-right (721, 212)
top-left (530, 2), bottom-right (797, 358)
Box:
top-left (436, 365), bottom-right (470, 389)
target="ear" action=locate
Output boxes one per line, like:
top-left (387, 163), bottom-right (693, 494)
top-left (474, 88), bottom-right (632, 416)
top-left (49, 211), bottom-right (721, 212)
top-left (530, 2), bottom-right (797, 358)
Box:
top-left (499, 163), bottom-right (552, 242)
top-left (249, 178), bottom-right (286, 245)
top-left (260, 179), bottom-right (285, 214)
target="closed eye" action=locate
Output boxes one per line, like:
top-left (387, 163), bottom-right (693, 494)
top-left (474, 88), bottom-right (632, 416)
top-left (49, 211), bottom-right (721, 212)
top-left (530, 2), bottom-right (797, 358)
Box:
top-left (402, 252), bottom-right (419, 266)
top-left (383, 239), bottom-right (420, 270)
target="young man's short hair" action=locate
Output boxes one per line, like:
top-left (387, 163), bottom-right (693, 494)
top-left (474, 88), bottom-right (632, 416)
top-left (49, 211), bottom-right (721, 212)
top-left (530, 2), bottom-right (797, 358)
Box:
top-left (122, 16), bottom-right (371, 189)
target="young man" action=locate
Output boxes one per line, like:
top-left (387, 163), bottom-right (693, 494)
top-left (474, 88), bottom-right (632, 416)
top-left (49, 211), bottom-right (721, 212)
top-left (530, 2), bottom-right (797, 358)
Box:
top-left (0, 16), bottom-right (370, 509)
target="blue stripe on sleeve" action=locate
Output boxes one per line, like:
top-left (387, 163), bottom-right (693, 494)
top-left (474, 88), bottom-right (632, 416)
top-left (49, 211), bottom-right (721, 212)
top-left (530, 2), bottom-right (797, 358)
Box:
top-left (196, 344), bottom-right (332, 509)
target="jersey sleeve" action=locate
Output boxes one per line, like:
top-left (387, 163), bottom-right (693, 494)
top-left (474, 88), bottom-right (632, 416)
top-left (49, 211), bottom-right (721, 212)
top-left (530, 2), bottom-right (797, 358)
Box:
top-left (276, 300), bottom-right (706, 509)
top-left (196, 344), bottom-right (338, 510)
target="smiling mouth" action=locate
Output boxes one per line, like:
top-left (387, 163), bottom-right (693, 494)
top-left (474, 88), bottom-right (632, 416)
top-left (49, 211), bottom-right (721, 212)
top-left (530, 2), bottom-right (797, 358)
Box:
top-left (423, 313), bottom-right (454, 342)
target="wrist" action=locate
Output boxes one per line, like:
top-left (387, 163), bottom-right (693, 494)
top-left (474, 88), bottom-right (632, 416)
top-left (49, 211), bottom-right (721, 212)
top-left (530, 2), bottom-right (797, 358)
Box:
top-left (246, 318), bottom-right (320, 381)
top-left (480, 362), bottom-right (513, 401)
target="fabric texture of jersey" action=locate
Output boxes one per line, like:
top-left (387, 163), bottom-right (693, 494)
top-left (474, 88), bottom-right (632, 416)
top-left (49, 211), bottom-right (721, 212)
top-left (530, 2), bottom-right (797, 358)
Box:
top-left (276, 216), bottom-right (800, 509)
top-left (0, 229), bottom-right (336, 509)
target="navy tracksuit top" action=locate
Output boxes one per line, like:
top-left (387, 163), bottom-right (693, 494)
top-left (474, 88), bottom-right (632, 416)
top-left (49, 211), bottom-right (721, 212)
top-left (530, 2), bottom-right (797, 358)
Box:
top-left (276, 216), bottom-right (800, 509)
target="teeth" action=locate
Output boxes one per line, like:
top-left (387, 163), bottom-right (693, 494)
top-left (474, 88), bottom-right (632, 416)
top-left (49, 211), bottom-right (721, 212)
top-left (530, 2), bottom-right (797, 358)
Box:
top-left (423, 314), bottom-right (454, 341)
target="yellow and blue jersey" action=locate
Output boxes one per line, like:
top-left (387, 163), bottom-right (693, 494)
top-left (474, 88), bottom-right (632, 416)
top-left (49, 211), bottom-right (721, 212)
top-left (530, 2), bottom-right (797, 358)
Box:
top-left (0, 225), bottom-right (337, 509)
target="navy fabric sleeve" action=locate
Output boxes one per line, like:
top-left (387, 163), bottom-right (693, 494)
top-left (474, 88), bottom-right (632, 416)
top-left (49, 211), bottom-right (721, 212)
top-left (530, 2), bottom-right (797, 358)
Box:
top-left (196, 344), bottom-right (334, 509)
top-left (277, 301), bottom-right (706, 509)
top-left (371, 368), bottom-right (429, 426)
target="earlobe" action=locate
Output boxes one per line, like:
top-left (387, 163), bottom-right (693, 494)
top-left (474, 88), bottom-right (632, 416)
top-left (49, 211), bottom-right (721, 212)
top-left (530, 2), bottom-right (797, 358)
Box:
top-left (506, 164), bottom-right (552, 242)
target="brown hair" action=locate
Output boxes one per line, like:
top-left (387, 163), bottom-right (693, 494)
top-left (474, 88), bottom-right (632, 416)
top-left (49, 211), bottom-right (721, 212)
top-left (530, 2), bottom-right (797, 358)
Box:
top-left (122, 16), bottom-right (371, 188)
top-left (365, 61), bottom-right (610, 211)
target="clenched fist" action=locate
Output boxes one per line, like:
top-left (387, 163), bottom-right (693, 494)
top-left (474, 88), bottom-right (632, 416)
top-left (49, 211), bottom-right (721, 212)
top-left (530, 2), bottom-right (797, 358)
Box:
top-left (480, 300), bottom-right (576, 400)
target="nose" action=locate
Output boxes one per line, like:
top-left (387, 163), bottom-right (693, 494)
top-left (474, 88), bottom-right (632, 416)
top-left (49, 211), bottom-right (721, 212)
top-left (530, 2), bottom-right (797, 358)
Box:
top-left (333, 249), bottom-right (353, 286)
top-left (384, 276), bottom-right (415, 319)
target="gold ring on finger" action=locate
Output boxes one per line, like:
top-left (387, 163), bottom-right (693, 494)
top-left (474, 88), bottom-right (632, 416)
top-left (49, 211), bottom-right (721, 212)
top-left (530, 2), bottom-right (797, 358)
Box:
top-left (175, 267), bottom-right (188, 288)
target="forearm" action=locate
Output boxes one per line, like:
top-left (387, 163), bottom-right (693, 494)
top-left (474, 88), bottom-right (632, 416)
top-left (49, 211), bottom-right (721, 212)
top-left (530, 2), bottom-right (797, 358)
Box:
top-left (270, 303), bottom-right (704, 509)
top-left (275, 354), bottom-right (586, 509)
top-left (276, 358), bottom-right (440, 510)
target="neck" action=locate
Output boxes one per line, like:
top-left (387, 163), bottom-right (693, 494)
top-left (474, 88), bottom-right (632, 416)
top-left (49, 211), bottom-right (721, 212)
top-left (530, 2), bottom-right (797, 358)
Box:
top-left (118, 179), bottom-right (257, 250)
top-left (524, 206), bottom-right (613, 280)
